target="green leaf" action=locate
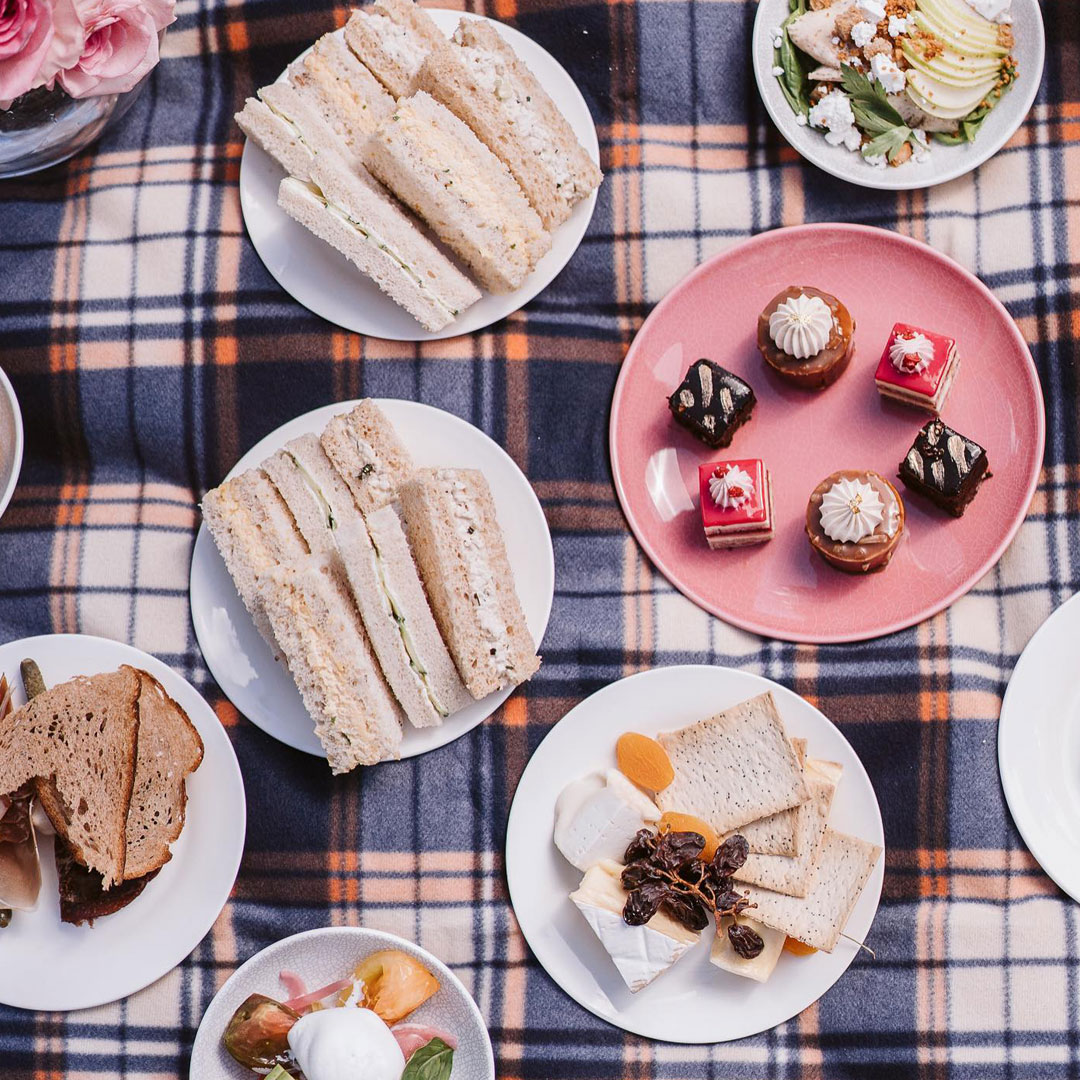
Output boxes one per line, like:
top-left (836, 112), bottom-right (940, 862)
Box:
top-left (840, 64), bottom-right (907, 131)
top-left (773, 10), bottom-right (813, 118)
top-left (264, 1068), bottom-right (292, 1080)
top-left (864, 125), bottom-right (914, 163)
top-left (402, 1037), bottom-right (455, 1080)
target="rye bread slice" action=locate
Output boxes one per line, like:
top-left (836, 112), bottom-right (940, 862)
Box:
top-left (122, 671), bottom-right (204, 881)
top-left (656, 693), bottom-right (809, 836)
top-left (0, 667), bottom-right (141, 888)
top-left (55, 834), bottom-right (159, 926)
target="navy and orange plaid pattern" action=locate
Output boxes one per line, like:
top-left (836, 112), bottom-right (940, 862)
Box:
top-left (1, 0), bottom-right (1078, 1075)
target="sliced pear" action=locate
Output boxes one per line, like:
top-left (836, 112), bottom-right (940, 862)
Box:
top-left (901, 41), bottom-right (1000, 86)
top-left (912, 7), bottom-right (1008, 58)
top-left (906, 69), bottom-right (997, 119)
top-left (917, 0), bottom-right (1003, 48)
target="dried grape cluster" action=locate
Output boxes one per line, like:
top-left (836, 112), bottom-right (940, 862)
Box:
top-left (620, 828), bottom-right (765, 960)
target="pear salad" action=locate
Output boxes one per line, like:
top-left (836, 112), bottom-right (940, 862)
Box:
top-left (770, 0), bottom-right (1018, 168)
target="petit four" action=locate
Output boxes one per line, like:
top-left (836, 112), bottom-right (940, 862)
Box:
top-left (898, 418), bottom-right (989, 517)
top-left (668, 359), bottom-right (756, 448)
top-left (805, 469), bottom-right (905, 574)
top-left (757, 286), bottom-right (854, 390)
top-left (698, 460), bottom-right (774, 549)
top-left (874, 322), bottom-right (959, 413)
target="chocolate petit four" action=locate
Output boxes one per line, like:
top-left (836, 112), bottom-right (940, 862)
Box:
top-left (806, 469), bottom-right (905, 574)
top-left (698, 460), bottom-right (774, 549)
top-left (668, 359), bottom-right (756, 448)
top-left (898, 418), bottom-right (989, 517)
top-left (757, 286), bottom-right (854, 390)
top-left (874, 322), bottom-right (959, 413)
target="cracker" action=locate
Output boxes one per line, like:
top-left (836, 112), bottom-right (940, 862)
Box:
top-left (656, 693), bottom-right (809, 835)
top-left (738, 828), bottom-right (882, 952)
top-left (733, 764), bottom-right (838, 897)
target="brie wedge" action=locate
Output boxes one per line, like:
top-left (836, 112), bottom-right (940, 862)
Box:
top-left (554, 769), bottom-right (660, 872)
top-left (710, 916), bottom-right (786, 983)
top-left (570, 859), bottom-right (698, 993)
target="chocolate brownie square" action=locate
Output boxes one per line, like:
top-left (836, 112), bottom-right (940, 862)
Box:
top-left (668, 360), bottom-right (755, 449)
top-left (898, 418), bottom-right (989, 517)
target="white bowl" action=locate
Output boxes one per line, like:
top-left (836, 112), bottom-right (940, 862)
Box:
top-left (0, 365), bottom-right (24, 520)
top-left (752, 0), bottom-right (1045, 190)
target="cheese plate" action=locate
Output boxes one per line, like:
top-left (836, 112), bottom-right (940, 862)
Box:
top-left (505, 665), bottom-right (884, 1043)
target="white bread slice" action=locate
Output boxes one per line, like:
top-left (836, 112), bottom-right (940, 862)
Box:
top-left (397, 467), bottom-right (540, 699)
top-left (235, 96), bottom-right (315, 181)
top-left (122, 671), bottom-right (204, 881)
top-left (0, 667), bottom-right (141, 887)
top-left (278, 153), bottom-right (481, 333)
top-left (338, 504), bottom-right (472, 728)
top-left (260, 556), bottom-right (404, 772)
top-left (290, 32), bottom-right (396, 151)
top-left (320, 399), bottom-right (415, 515)
top-left (260, 434), bottom-right (351, 557)
top-left (201, 469), bottom-right (308, 651)
top-left (419, 19), bottom-right (602, 229)
top-left (364, 91), bottom-right (551, 293)
top-left (344, 0), bottom-right (446, 98)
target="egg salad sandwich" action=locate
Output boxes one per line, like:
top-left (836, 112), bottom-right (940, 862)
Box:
top-left (397, 467), bottom-right (540, 699)
top-left (201, 468), bottom-right (309, 654)
top-left (260, 433), bottom-right (472, 733)
top-left (277, 151), bottom-right (482, 333)
top-left (364, 90), bottom-right (551, 294)
top-left (288, 32), bottom-right (395, 153)
top-left (343, 0), bottom-right (446, 98)
top-left (419, 18), bottom-right (602, 229)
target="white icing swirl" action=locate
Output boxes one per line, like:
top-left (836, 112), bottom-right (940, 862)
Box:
top-left (709, 465), bottom-right (755, 510)
top-left (889, 332), bottom-right (935, 374)
top-left (768, 294), bottom-right (833, 359)
top-left (819, 477), bottom-right (885, 544)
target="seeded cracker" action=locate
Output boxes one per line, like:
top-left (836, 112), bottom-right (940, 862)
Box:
top-left (656, 692), bottom-right (809, 835)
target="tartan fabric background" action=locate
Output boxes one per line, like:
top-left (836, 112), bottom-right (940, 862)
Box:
top-left (0, 0), bottom-right (1077, 1075)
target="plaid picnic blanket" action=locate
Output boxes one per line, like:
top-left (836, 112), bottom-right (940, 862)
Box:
top-left (0, 0), bottom-right (1076, 1075)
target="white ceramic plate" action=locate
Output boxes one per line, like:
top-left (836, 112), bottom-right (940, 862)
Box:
top-left (0, 634), bottom-right (246, 1012)
top-left (189, 398), bottom-right (554, 761)
top-left (752, 0), bottom-right (1045, 190)
top-left (190, 926), bottom-right (495, 1080)
top-left (998, 593), bottom-right (1080, 902)
top-left (0, 364), bottom-right (24, 521)
top-left (239, 10), bottom-right (600, 341)
top-left (506, 665), bottom-right (885, 1043)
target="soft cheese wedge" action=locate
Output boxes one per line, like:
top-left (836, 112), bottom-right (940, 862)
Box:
top-left (570, 859), bottom-right (698, 993)
top-left (554, 769), bottom-right (659, 872)
top-left (710, 917), bottom-right (787, 983)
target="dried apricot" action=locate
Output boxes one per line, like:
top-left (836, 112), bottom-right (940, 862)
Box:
top-left (658, 811), bottom-right (720, 860)
top-left (784, 936), bottom-right (817, 956)
top-left (616, 732), bottom-right (674, 792)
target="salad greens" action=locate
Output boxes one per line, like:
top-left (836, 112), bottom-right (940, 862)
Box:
top-left (840, 65), bottom-right (916, 162)
top-left (402, 1036), bottom-right (455, 1080)
top-left (773, 0), bottom-right (812, 118)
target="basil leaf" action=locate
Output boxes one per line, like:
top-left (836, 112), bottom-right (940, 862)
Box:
top-left (402, 1037), bottom-right (455, 1080)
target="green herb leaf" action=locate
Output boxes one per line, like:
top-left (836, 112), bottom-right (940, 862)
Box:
top-left (840, 64), bottom-right (907, 132)
top-left (864, 126), bottom-right (912, 162)
top-left (402, 1037), bottom-right (455, 1080)
top-left (773, 10), bottom-right (812, 118)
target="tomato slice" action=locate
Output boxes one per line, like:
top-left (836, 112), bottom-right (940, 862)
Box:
top-left (223, 994), bottom-right (301, 1071)
top-left (340, 950), bottom-right (440, 1024)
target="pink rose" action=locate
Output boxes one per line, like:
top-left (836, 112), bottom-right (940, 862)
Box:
top-left (59, 0), bottom-right (174, 99)
top-left (0, 0), bottom-right (58, 108)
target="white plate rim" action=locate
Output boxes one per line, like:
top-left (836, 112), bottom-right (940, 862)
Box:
top-left (0, 363), bottom-right (24, 521)
top-left (998, 591), bottom-right (1080, 902)
top-left (238, 9), bottom-right (600, 341)
top-left (751, 0), bottom-right (1046, 191)
top-left (505, 664), bottom-right (885, 1043)
top-left (189, 397), bottom-right (555, 761)
top-left (189, 924), bottom-right (496, 1079)
top-left (0, 633), bottom-right (246, 1012)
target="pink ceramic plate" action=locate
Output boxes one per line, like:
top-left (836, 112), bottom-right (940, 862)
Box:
top-left (610, 224), bottom-right (1045, 643)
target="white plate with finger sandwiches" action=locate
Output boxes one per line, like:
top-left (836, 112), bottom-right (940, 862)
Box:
top-left (506, 665), bottom-right (884, 1043)
top-left (237, 0), bottom-right (602, 341)
top-left (189, 397), bottom-right (553, 773)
